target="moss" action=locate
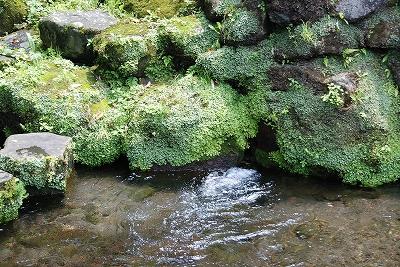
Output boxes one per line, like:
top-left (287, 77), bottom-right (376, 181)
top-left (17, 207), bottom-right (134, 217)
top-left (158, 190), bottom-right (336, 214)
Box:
top-left (265, 52), bottom-right (400, 187)
top-left (0, 0), bottom-right (28, 33)
top-left (270, 16), bottom-right (363, 60)
top-left (160, 15), bottom-right (219, 65)
top-left (0, 152), bottom-right (72, 192)
top-left (93, 20), bottom-right (161, 77)
top-left (120, 0), bottom-right (190, 18)
top-left (0, 57), bottom-right (124, 167)
top-left (194, 39), bottom-right (275, 90)
top-left (123, 74), bottom-right (259, 170)
top-left (0, 177), bottom-right (27, 224)
top-left (361, 6), bottom-right (400, 49)
top-left (221, 7), bottom-right (264, 45)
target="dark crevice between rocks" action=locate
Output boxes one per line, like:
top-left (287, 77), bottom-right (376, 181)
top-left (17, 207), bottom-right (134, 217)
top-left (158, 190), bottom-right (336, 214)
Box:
top-left (0, 112), bottom-right (24, 146)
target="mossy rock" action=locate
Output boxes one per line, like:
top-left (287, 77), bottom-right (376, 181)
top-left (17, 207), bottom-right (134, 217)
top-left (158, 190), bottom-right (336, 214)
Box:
top-left (123, 74), bottom-right (259, 170)
top-left (0, 0), bottom-right (28, 34)
top-left (0, 57), bottom-right (124, 167)
top-left (264, 52), bottom-right (400, 187)
top-left (270, 16), bottom-right (363, 61)
top-left (360, 6), bottom-right (400, 49)
top-left (0, 133), bottom-right (73, 193)
top-left (0, 171), bottom-right (27, 224)
top-left (119, 0), bottom-right (190, 18)
top-left (195, 39), bottom-right (275, 90)
top-left (93, 20), bottom-right (163, 78)
top-left (160, 15), bottom-right (219, 67)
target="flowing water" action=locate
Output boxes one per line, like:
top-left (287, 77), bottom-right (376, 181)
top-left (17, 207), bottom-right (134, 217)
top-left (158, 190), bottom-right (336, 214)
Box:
top-left (1, 163), bottom-right (400, 266)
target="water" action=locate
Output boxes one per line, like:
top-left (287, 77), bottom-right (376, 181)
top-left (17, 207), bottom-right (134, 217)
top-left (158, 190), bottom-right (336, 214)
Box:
top-left (1, 163), bottom-right (400, 266)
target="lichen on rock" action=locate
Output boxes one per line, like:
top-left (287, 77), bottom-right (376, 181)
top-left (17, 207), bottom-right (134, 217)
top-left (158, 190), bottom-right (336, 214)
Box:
top-left (0, 170), bottom-right (27, 224)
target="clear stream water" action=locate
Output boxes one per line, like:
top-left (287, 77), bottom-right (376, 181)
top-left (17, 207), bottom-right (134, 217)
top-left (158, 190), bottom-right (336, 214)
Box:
top-left (0, 163), bottom-right (400, 266)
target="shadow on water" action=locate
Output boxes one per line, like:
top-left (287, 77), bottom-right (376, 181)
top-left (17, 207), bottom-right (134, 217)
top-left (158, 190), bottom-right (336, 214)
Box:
top-left (1, 160), bottom-right (400, 266)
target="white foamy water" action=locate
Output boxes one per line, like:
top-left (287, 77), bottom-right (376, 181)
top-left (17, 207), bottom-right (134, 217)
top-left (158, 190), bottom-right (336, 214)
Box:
top-left (127, 168), bottom-right (300, 264)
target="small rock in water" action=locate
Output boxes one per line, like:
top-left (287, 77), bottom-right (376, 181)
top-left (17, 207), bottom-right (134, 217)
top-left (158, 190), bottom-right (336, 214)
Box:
top-left (0, 133), bottom-right (73, 194)
top-left (39, 10), bottom-right (118, 63)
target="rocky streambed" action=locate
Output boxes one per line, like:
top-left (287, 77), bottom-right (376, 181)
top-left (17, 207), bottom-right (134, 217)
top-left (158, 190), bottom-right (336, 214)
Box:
top-left (1, 164), bottom-right (399, 266)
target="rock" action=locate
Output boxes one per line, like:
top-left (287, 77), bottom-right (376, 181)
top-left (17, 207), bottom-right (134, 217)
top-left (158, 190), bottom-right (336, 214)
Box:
top-left (264, 52), bottom-right (400, 187)
top-left (268, 0), bottom-right (331, 25)
top-left (0, 30), bottom-right (31, 68)
top-left (39, 10), bottom-right (118, 63)
top-left (335, 0), bottom-right (391, 22)
top-left (118, 0), bottom-right (191, 18)
top-left (0, 170), bottom-right (27, 224)
top-left (388, 51), bottom-right (400, 87)
top-left (270, 16), bottom-right (363, 61)
top-left (360, 7), bottom-right (400, 49)
top-left (268, 64), bottom-right (326, 92)
top-left (201, 0), bottom-right (267, 45)
top-left (0, 57), bottom-right (124, 168)
top-left (0, 133), bottom-right (73, 193)
top-left (160, 15), bottom-right (219, 68)
top-left (93, 20), bottom-right (160, 77)
top-left (0, 0), bottom-right (28, 34)
top-left (0, 169), bottom-right (12, 186)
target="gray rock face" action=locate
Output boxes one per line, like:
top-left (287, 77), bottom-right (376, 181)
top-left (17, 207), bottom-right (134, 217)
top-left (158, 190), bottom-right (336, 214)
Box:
top-left (39, 10), bottom-right (117, 63)
top-left (0, 170), bottom-right (12, 188)
top-left (335, 0), bottom-right (389, 21)
top-left (0, 133), bottom-right (74, 193)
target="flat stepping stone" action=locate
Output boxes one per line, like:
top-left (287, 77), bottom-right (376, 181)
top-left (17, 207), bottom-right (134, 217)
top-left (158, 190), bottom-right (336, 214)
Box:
top-left (0, 133), bottom-right (73, 194)
top-left (39, 10), bottom-right (118, 63)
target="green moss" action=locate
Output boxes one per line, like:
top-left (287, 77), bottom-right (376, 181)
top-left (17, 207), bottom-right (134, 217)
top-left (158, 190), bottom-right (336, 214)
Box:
top-left (0, 0), bottom-right (28, 33)
top-left (362, 6), bottom-right (400, 48)
top-left (0, 57), bottom-right (124, 167)
top-left (160, 15), bottom-right (219, 60)
top-left (93, 20), bottom-right (161, 77)
top-left (120, 0), bottom-right (191, 18)
top-left (266, 52), bottom-right (400, 187)
top-left (0, 177), bottom-right (27, 224)
top-left (270, 16), bottom-right (363, 60)
top-left (123, 74), bottom-right (259, 170)
top-left (194, 39), bottom-right (275, 90)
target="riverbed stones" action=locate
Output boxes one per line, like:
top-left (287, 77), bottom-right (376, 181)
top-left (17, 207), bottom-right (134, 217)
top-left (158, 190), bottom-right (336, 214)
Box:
top-left (39, 10), bottom-right (118, 63)
top-left (0, 170), bottom-right (27, 224)
top-left (0, 133), bottom-right (73, 193)
top-left (0, 0), bottom-right (28, 34)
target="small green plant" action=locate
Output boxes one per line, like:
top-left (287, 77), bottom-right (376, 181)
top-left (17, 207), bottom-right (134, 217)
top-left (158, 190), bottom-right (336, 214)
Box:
top-left (321, 83), bottom-right (344, 107)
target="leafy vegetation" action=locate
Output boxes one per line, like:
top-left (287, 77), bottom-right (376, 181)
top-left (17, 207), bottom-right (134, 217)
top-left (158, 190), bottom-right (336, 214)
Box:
top-left (0, 177), bottom-right (27, 224)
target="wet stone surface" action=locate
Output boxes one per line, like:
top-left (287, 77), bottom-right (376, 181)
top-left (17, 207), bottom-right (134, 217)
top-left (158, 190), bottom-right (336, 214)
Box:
top-left (0, 164), bottom-right (400, 266)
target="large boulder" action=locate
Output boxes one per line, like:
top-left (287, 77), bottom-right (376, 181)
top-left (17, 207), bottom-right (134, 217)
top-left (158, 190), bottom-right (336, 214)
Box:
top-left (201, 0), bottom-right (267, 45)
top-left (39, 10), bottom-right (118, 63)
top-left (260, 52), bottom-right (400, 187)
top-left (0, 133), bottom-right (73, 193)
top-left (0, 0), bottom-right (27, 34)
top-left (0, 170), bottom-right (26, 224)
top-left (360, 6), bottom-right (400, 49)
